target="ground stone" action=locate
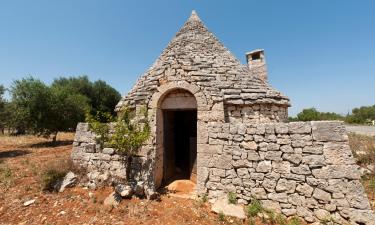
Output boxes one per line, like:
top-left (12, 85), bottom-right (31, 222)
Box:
top-left (211, 196), bottom-right (246, 219)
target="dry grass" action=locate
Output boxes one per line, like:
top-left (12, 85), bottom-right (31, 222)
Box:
top-left (349, 133), bottom-right (375, 167)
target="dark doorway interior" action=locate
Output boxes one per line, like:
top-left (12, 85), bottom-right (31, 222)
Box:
top-left (163, 110), bottom-right (197, 183)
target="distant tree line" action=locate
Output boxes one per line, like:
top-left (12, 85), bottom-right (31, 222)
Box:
top-left (289, 106), bottom-right (375, 124)
top-left (0, 76), bottom-right (121, 141)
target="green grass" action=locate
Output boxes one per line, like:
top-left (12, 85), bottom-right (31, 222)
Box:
top-left (227, 192), bottom-right (237, 204)
top-left (218, 212), bottom-right (225, 221)
top-left (246, 199), bottom-right (263, 218)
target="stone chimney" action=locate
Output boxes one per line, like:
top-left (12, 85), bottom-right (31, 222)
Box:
top-left (246, 49), bottom-right (267, 82)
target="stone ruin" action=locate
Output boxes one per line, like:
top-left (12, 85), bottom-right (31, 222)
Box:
top-left (72, 11), bottom-right (375, 224)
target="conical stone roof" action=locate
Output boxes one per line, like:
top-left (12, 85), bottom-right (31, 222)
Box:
top-left (115, 11), bottom-right (290, 111)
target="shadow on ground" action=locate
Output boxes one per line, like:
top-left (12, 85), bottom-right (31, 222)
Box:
top-left (0, 150), bottom-right (31, 159)
top-left (27, 140), bottom-right (73, 148)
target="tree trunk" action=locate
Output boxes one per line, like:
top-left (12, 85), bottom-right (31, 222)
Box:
top-left (126, 155), bottom-right (133, 182)
top-left (52, 132), bottom-right (58, 143)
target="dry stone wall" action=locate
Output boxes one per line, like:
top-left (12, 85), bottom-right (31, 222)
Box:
top-left (201, 121), bottom-right (374, 224)
top-left (225, 104), bottom-right (288, 123)
top-left (72, 123), bottom-right (150, 189)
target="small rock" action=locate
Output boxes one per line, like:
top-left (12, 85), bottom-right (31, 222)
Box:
top-left (211, 196), bottom-right (246, 219)
top-left (88, 192), bottom-right (94, 198)
top-left (115, 184), bottom-right (133, 198)
top-left (59, 172), bottom-right (78, 192)
top-left (103, 191), bottom-right (121, 207)
top-left (145, 188), bottom-right (159, 200)
top-left (58, 211), bottom-right (66, 216)
top-left (132, 182), bottom-right (145, 197)
top-left (23, 199), bottom-right (35, 207)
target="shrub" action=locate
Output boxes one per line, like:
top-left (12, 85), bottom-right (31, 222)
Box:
top-left (40, 159), bottom-right (73, 191)
top-left (41, 168), bottom-right (66, 191)
top-left (87, 107), bottom-right (150, 181)
top-left (246, 199), bottom-right (263, 218)
top-left (227, 192), bottom-right (237, 204)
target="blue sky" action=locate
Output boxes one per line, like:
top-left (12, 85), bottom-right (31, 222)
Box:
top-left (0, 0), bottom-right (374, 116)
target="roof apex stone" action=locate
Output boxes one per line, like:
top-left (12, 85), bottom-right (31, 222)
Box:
top-left (189, 10), bottom-right (201, 21)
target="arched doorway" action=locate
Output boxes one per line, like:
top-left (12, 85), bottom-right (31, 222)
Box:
top-left (159, 89), bottom-right (198, 184)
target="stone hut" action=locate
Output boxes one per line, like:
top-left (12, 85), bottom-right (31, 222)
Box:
top-left (72, 11), bottom-right (375, 224)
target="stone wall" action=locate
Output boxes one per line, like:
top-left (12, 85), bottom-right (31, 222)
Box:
top-left (72, 123), bottom-right (151, 189)
top-left (72, 121), bottom-right (375, 224)
top-left (201, 121), bottom-right (374, 224)
top-left (225, 104), bottom-right (288, 123)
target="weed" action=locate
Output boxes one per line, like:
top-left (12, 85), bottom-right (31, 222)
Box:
top-left (246, 199), bottom-right (263, 218)
top-left (39, 158), bottom-right (74, 191)
top-left (0, 164), bottom-right (13, 190)
top-left (41, 168), bottom-right (66, 191)
top-left (201, 193), bottom-right (208, 203)
top-left (368, 176), bottom-right (375, 192)
top-left (227, 192), bottom-right (237, 204)
top-left (287, 216), bottom-right (302, 225)
top-left (195, 193), bottom-right (208, 207)
top-left (218, 212), bottom-right (225, 221)
top-left (275, 213), bottom-right (287, 225)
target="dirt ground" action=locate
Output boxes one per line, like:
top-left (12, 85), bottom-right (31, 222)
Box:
top-left (0, 133), bottom-right (246, 225)
top-left (0, 133), bottom-right (374, 225)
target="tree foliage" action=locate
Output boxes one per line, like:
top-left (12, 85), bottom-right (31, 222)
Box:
top-left (0, 75), bottom-right (121, 141)
top-left (290, 107), bottom-right (345, 122)
top-left (291, 106), bottom-right (375, 124)
top-left (9, 77), bottom-right (90, 141)
top-left (52, 76), bottom-right (121, 120)
top-left (0, 85), bottom-right (7, 133)
top-left (346, 105), bottom-right (375, 124)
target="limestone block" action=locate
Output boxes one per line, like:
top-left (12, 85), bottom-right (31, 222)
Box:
top-left (251, 188), bottom-right (267, 200)
top-left (256, 161), bottom-right (272, 173)
top-left (314, 209), bottom-right (330, 221)
top-left (276, 178), bottom-right (296, 193)
top-left (302, 145), bottom-right (323, 154)
top-left (312, 165), bottom-right (360, 179)
top-left (268, 192), bottom-right (288, 203)
top-left (291, 165), bottom-right (311, 175)
top-left (247, 151), bottom-right (260, 161)
top-left (262, 178), bottom-right (277, 192)
top-left (288, 122), bottom-right (312, 134)
top-left (296, 183), bottom-right (314, 197)
top-left (323, 142), bottom-right (356, 165)
top-left (288, 193), bottom-right (305, 206)
top-left (302, 155), bottom-right (326, 168)
top-left (102, 148), bottom-right (115, 155)
top-left (261, 200), bottom-right (282, 213)
top-left (275, 123), bottom-right (289, 134)
top-left (282, 153), bottom-right (302, 165)
top-left (280, 145), bottom-right (294, 153)
top-left (214, 154), bottom-right (233, 169)
top-left (241, 141), bottom-right (257, 150)
top-left (282, 208), bottom-right (297, 216)
top-left (265, 151), bottom-right (282, 161)
top-left (272, 161), bottom-right (290, 174)
top-left (237, 168), bottom-right (249, 178)
top-left (311, 121), bottom-right (347, 142)
top-left (312, 188), bottom-right (331, 203)
top-left (267, 143), bottom-right (280, 151)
